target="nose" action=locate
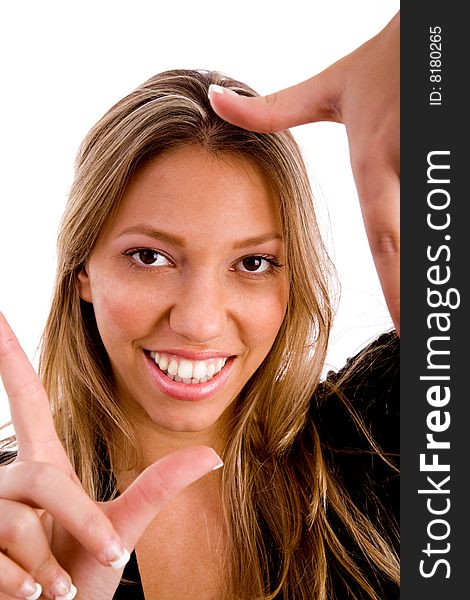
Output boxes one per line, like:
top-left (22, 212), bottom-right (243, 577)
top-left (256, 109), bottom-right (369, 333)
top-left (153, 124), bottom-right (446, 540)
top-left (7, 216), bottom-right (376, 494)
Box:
top-left (169, 271), bottom-right (228, 344)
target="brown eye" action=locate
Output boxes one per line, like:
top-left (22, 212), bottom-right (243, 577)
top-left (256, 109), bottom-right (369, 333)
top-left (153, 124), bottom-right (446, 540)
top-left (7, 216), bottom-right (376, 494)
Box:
top-left (137, 250), bottom-right (160, 265)
top-left (241, 256), bottom-right (266, 272)
top-left (235, 256), bottom-right (272, 274)
top-left (126, 249), bottom-right (171, 268)
top-left (231, 254), bottom-right (284, 278)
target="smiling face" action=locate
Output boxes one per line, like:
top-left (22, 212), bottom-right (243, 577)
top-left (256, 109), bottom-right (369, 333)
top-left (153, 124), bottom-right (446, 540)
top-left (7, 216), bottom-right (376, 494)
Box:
top-left (78, 145), bottom-right (288, 434)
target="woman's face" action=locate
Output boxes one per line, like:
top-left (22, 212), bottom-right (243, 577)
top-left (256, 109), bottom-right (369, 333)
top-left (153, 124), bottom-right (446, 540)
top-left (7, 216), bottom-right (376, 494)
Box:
top-left (78, 145), bottom-right (288, 433)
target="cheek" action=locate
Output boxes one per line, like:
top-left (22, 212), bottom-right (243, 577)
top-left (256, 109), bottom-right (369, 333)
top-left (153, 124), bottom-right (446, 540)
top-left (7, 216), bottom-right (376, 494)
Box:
top-left (89, 275), bottom-right (159, 344)
top-left (239, 284), bottom-right (288, 349)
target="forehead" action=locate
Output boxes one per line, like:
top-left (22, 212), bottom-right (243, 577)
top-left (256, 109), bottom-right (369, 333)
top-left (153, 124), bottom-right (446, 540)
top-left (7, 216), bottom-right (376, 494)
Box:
top-left (106, 145), bottom-right (283, 243)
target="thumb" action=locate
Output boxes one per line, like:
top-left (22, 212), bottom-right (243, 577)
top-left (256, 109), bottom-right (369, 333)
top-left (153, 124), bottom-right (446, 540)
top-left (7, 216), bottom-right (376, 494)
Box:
top-left (106, 446), bottom-right (223, 553)
top-left (208, 68), bottom-right (342, 133)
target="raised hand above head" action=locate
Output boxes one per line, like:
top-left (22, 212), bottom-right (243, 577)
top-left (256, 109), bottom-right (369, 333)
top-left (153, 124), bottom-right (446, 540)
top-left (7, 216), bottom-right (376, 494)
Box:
top-left (208, 11), bottom-right (400, 335)
top-left (0, 312), bottom-right (222, 600)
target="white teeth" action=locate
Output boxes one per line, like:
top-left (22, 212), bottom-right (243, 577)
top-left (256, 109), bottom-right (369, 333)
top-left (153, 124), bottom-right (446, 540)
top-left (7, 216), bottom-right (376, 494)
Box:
top-left (193, 360), bottom-right (207, 380)
top-left (177, 360), bottom-right (194, 379)
top-left (167, 359), bottom-right (179, 376)
top-left (149, 352), bottom-right (229, 385)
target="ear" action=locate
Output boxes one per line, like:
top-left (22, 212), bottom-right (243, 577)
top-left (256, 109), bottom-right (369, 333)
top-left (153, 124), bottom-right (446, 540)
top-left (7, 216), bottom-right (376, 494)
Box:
top-left (77, 265), bottom-right (93, 303)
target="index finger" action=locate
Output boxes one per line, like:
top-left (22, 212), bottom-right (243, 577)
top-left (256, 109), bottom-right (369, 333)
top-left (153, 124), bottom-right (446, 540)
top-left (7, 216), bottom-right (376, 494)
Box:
top-left (208, 68), bottom-right (342, 133)
top-left (0, 312), bottom-right (62, 457)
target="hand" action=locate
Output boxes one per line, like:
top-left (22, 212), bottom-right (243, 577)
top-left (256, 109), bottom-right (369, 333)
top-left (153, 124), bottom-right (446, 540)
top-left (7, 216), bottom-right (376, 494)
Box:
top-left (0, 312), bottom-right (222, 600)
top-left (208, 12), bottom-right (400, 335)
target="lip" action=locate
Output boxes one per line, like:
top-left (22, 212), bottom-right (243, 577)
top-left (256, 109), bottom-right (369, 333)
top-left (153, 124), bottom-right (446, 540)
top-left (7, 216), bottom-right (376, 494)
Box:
top-left (146, 347), bottom-right (233, 361)
top-left (143, 351), bottom-right (236, 402)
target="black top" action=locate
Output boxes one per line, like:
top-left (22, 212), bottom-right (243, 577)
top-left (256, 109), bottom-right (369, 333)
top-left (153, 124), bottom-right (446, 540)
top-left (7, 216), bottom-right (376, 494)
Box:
top-left (114, 331), bottom-right (399, 599)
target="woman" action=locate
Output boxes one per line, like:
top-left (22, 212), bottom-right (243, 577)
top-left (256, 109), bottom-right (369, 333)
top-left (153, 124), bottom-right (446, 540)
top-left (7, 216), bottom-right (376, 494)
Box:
top-left (0, 17), bottom-right (399, 600)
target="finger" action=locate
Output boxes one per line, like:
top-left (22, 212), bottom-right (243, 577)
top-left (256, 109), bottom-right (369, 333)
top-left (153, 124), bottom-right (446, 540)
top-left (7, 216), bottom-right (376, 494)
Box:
top-left (354, 167), bottom-right (400, 335)
top-left (0, 551), bottom-right (42, 600)
top-left (107, 446), bottom-right (223, 552)
top-left (0, 499), bottom-right (75, 600)
top-left (0, 462), bottom-right (127, 570)
top-left (0, 313), bottom-right (64, 461)
top-left (208, 67), bottom-right (343, 133)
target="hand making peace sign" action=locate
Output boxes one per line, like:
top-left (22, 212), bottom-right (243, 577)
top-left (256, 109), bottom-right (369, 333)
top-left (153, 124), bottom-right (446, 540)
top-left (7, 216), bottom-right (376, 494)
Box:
top-left (0, 312), bottom-right (222, 600)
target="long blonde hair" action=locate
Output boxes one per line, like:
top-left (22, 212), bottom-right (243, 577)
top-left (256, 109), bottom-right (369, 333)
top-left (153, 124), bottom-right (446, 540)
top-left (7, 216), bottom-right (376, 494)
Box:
top-left (39, 70), bottom-right (398, 598)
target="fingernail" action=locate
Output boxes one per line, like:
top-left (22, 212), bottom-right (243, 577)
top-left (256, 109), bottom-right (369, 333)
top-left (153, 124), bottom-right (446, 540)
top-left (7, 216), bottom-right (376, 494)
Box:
top-left (208, 84), bottom-right (237, 99)
top-left (212, 452), bottom-right (224, 471)
top-left (50, 577), bottom-right (76, 599)
top-left (55, 583), bottom-right (78, 600)
top-left (104, 542), bottom-right (131, 569)
top-left (22, 581), bottom-right (42, 600)
top-left (50, 577), bottom-right (70, 596)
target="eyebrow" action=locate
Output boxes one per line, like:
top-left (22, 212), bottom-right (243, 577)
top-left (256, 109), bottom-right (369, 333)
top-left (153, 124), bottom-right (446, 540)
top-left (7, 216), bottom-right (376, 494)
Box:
top-left (118, 226), bottom-right (283, 249)
top-left (232, 233), bottom-right (283, 249)
top-left (118, 225), bottom-right (186, 247)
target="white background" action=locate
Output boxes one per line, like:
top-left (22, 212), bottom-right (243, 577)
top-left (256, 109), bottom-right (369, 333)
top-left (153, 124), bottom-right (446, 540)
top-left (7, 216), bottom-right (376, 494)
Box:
top-left (0, 0), bottom-right (399, 428)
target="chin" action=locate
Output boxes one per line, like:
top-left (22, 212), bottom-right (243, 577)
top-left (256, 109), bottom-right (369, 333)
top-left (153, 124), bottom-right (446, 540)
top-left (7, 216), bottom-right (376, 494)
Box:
top-left (139, 396), bottom-right (233, 435)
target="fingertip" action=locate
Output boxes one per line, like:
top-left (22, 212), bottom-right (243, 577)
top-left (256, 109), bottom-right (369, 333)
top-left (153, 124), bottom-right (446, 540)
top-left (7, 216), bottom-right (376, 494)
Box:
top-left (0, 311), bottom-right (17, 354)
top-left (54, 583), bottom-right (78, 600)
top-left (188, 445), bottom-right (224, 473)
top-left (103, 542), bottom-right (131, 570)
top-left (208, 448), bottom-right (224, 471)
top-left (22, 582), bottom-right (42, 600)
top-left (167, 445), bottom-right (224, 474)
top-left (207, 85), bottom-right (267, 132)
top-left (212, 458), bottom-right (224, 471)
top-left (208, 84), bottom-right (240, 120)
top-left (208, 83), bottom-right (238, 101)
top-left (0, 310), bottom-right (10, 332)
top-left (208, 83), bottom-right (224, 99)
top-left (109, 548), bottom-right (131, 570)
